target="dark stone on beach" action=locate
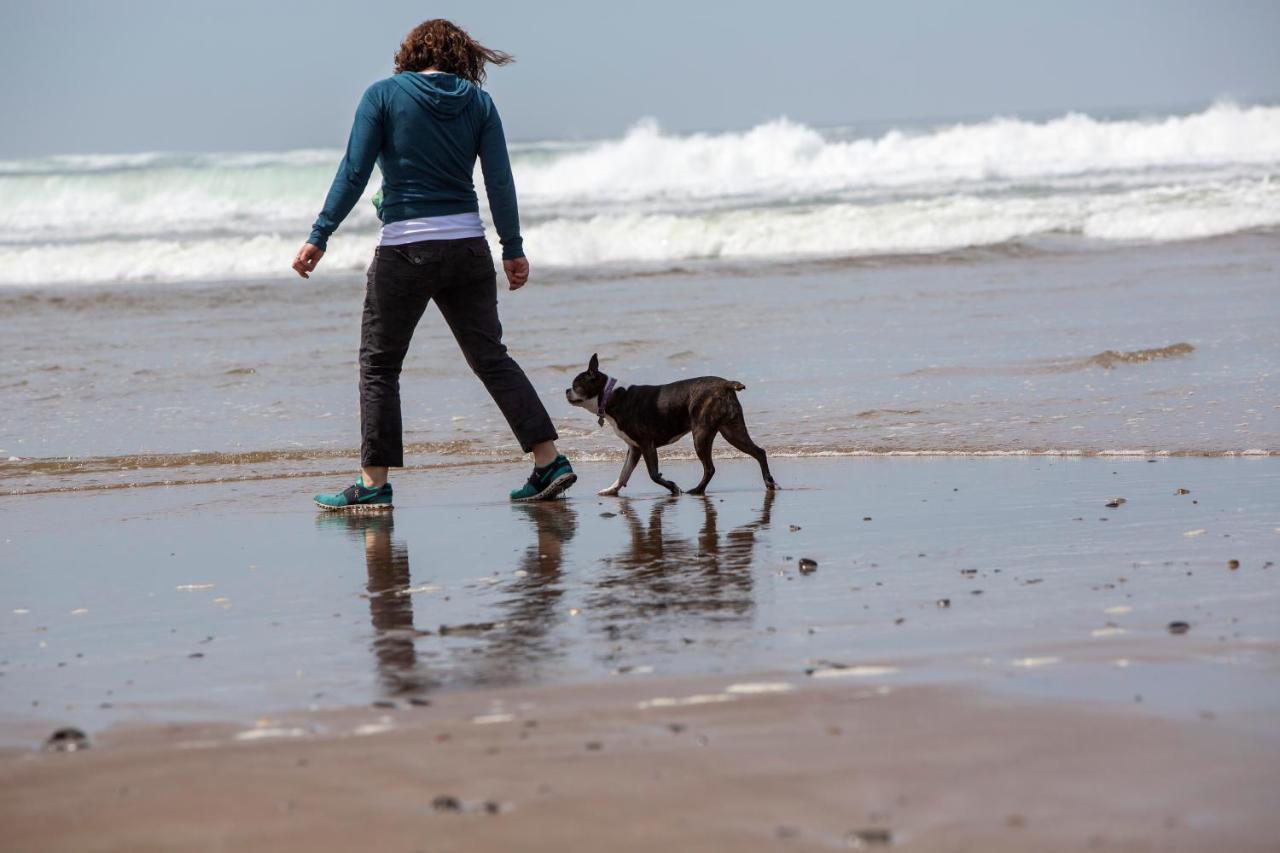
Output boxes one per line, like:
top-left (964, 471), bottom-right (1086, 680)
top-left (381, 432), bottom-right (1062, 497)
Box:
top-left (970, 589), bottom-right (984, 595)
top-left (863, 517), bottom-right (872, 521)
top-left (409, 697), bottom-right (431, 707)
top-left (599, 512), bottom-right (616, 518)
top-left (960, 569), bottom-right (977, 577)
top-left (432, 794), bottom-right (463, 813)
top-left (845, 827), bottom-right (893, 846)
top-left (789, 524), bottom-right (802, 532)
top-left (483, 800), bottom-right (502, 815)
top-left (936, 599), bottom-right (950, 608)
top-left (668, 723), bottom-right (687, 733)
top-left (439, 622), bottom-right (497, 636)
top-left (894, 617), bottom-right (905, 625)
top-left (43, 727), bottom-right (89, 753)
top-left (1227, 560), bottom-right (1239, 570)
top-left (188, 652), bottom-right (204, 659)
top-left (1104, 497), bottom-right (1126, 508)
top-left (1168, 621), bottom-right (1191, 635)
top-left (1175, 488), bottom-right (1190, 495)
top-left (372, 700), bottom-right (396, 709)
top-left (585, 741), bottom-right (603, 751)
top-left (798, 558), bottom-right (818, 574)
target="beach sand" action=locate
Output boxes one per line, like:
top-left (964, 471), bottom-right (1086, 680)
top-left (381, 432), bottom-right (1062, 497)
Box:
top-left (2, 457), bottom-right (1277, 850)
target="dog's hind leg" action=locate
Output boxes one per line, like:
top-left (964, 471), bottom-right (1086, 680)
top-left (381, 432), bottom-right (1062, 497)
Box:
top-left (641, 445), bottom-right (681, 496)
top-left (719, 415), bottom-right (777, 489)
top-left (686, 427), bottom-right (717, 495)
top-left (599, 446), bottom-right (640, 496)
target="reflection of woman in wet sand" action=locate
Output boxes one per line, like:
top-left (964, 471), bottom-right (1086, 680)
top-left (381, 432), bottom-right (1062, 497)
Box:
top-left (316, 514), bottom-right (433, 698)
top-left (461, 503), bottom-right (580, 686)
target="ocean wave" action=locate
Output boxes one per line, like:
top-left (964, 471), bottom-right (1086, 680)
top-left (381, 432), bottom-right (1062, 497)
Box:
top-left (514, 102), bottom-right (1280, 204)
top-left (3, 180), bottom-right (1276, 286)
top-left (1, 103), bottom-right (1278, 286)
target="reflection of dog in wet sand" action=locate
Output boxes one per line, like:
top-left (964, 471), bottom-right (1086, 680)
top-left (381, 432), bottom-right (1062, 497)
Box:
top-left (566, 353), bottom-right (777, 496)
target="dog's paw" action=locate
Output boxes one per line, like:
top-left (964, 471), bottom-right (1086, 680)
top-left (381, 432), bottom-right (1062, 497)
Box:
top-left (686, 486), bottom-right (706, 496)
top-left (597, 484), bottom-right (622, 497)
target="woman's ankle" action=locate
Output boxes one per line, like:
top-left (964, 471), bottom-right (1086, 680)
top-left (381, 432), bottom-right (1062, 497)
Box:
top-left (531, 441), bottom-right (559, 468)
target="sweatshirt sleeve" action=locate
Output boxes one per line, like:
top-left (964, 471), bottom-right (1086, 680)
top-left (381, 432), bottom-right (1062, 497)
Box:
top-left (307, 86), bottom-right (383, 251)
top-left (477, 96), bottom-right (524, 260)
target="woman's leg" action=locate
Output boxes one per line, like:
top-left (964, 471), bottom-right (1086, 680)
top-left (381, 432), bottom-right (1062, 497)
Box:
top-left (359, 251), bottom-right (434, 478)
top-left (432, 255), bottom-right (560, 459)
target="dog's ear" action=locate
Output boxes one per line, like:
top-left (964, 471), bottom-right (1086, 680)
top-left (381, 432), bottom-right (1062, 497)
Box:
top-left (588, 353), bottom-right (599, 374)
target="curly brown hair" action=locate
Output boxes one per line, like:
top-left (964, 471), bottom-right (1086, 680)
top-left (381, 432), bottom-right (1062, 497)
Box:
top-left (393, 19), bottom-right (513, 85)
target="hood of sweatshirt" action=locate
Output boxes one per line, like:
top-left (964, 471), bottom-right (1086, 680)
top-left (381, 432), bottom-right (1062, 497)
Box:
top-left (390, 71), bottom-right (477, 118)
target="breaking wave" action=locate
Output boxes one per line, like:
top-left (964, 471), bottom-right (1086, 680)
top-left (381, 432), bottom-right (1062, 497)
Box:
top-left (2, 102), bottom-right (1278, 286)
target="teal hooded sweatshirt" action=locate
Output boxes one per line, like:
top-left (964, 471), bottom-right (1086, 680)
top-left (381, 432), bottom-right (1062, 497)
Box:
top-left (308, 72), bottom-right (523, 260)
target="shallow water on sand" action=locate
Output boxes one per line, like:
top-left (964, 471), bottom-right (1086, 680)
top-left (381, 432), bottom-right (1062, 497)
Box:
top-left (1, 233), bottom-right (1276, 496)
top-left (2, 457), bottom-right (1276, 736)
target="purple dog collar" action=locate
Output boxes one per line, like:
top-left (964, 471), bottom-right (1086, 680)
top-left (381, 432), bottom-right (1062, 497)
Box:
top-left (597, 377), bottom-right (617, 426)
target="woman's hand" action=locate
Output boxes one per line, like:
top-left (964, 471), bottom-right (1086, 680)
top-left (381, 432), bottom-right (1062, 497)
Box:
top-left (292, 244), bottom-right (325, 279)
top-left (503, 257), bottom-right (530, 290)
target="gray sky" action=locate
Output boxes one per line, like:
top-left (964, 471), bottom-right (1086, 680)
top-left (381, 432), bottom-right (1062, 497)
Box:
top-left (3, 0), bottom-right (1278, 157)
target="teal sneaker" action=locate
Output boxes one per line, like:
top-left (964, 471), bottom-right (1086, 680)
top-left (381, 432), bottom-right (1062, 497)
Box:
top-left (509, 455), bottom-right (577, 502)
top-left (314, 479), bottom-right (393, 512)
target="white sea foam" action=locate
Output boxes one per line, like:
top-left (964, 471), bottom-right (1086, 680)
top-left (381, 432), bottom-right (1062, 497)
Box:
top-left (2, 103), bottom-right (1277, 286)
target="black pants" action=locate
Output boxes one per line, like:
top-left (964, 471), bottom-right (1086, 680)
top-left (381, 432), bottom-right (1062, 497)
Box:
top-left (359, 237), bottom-right (557, 468)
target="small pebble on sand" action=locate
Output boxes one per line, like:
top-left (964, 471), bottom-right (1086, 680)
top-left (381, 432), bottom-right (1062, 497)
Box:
top-left (798, 558), bottom-right (818, 574)
top-left (845, 827), bottom-right (893, 847)
top-left (431, 795), bottom-right (463, 813)
top-left (43, 727), bottom-right (89, 753)
top-left (1227, 559), bottom-right (1239, 570)
top-left (1168, 621), bottom-right (1191, 635)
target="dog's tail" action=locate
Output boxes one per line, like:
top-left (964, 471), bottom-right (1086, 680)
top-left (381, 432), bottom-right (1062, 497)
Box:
top-left (727, 380), bottom-right (746, 392)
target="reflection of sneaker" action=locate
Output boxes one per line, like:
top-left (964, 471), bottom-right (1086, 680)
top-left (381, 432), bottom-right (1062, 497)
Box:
top-left (314, 480), bottom-right (393, 512)
top-left (509, 456), bottom-right (576, 502)
top-left (314, 511), bottom-right (394, 537)
top-left (513, 501), bottom-right (579, 542)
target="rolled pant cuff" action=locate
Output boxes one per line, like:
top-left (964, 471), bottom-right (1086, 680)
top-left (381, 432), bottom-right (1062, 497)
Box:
top-left (517, 429), bottom-right (559, 455)
top-left (361, 455), bottom-right (404, 469)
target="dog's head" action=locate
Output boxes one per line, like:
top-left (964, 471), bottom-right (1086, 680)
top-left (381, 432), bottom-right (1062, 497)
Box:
top-left (566, 353), bottom-right (608, 409)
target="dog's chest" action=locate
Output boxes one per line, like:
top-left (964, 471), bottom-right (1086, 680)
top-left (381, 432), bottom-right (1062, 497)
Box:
top-left (604, 415), bottom-right (639, 448)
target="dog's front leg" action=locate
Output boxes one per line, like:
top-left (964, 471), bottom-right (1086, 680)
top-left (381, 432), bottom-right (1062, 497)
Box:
top-left (599, 446), bottom-right (641, 496)
top-left (641, 445), bottom-right (681, 496)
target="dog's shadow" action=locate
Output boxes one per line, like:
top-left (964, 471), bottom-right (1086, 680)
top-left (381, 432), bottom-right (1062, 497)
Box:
top-left (586, 490), bottom-right (775, 634)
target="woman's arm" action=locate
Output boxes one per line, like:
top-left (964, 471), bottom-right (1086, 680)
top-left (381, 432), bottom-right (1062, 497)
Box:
top-left (477, 95), bottom-right (524, 263)
top-left (293, 86), bottom-right (383, 277)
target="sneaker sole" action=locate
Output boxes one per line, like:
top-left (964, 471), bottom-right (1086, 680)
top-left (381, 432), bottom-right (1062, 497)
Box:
top-left (511, 472), bottom-right (577, 503)
top-left (313, 500), bottom-right (394, 513)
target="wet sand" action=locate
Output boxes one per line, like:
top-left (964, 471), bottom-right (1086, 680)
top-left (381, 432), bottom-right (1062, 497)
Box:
top-left (2, 456), bottom-right (1277, 849)
top-left (4, 675), bottom-right (1278, 853)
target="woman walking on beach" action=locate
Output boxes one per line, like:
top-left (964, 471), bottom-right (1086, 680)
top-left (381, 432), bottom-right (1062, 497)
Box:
top-left (294, 19), bottom-right (575, 510)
